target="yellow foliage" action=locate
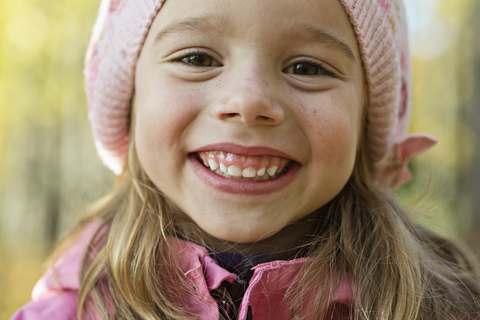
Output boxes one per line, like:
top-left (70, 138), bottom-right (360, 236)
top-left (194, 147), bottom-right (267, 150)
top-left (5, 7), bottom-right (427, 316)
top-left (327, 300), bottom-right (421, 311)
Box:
top-left (0, 0), bottom-right (478, 315)
top-left (0, 241), bottom-right (45, 318)
top-left (400, 0), bottom-right (477, 241)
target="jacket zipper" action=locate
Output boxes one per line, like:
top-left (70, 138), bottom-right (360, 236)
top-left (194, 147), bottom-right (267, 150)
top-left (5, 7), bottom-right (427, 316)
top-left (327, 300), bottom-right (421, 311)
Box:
top-left (246, 306), bottom-right (253, 320)
top-left (211, 268), bottom-right (255, 320)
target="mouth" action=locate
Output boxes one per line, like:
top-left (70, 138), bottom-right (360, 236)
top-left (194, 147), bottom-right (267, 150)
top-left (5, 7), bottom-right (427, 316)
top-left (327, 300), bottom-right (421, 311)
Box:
top-left (195, 151), bottom-right (292, 181)
top-left (188, 144), bottom-right (300, 195)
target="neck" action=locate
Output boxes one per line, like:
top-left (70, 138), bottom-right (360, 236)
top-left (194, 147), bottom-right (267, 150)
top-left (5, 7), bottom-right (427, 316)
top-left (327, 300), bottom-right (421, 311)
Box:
top-left (176, 210), bottom-right (321, 256)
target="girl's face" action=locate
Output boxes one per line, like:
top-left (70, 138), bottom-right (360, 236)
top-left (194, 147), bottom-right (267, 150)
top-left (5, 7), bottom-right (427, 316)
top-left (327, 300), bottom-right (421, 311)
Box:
top-left (134, 0), bottom-right (365, 243)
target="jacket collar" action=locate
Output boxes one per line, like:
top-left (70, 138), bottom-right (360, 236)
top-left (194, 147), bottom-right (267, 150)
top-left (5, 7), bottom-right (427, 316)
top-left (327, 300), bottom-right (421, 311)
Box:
top-left (32, 223), bottom-right (354, 319)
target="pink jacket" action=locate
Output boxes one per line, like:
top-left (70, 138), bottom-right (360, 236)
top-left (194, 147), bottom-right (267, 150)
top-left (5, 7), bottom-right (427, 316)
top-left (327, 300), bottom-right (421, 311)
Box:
top-left (11, 224), bottom-right (353, 320)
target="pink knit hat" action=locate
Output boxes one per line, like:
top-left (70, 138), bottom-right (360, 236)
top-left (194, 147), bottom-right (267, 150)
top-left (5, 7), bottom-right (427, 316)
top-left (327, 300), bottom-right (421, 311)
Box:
top-left (85, 0), bottom-right (437, 189)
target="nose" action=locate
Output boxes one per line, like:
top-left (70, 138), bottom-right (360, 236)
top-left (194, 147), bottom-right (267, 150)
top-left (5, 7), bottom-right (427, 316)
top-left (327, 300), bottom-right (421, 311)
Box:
top-left (212, 71), bottom-right (285, 126)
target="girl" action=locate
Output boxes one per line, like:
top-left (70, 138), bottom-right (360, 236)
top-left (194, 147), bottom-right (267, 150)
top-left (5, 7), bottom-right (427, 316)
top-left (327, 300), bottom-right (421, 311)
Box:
top-left (11, 0), bottom-right (480, 319)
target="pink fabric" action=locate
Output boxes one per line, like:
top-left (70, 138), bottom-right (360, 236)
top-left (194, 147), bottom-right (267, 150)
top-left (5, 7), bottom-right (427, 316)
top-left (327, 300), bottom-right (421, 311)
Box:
top-left (85, 0), bottom-right (166, 174)
top-left (11, 225), bottom-right (354, 320)
top-left (338, 0), bottom-right (436, 188)
top-left (375, 133), bottom-right (438, 188)
top-left (84, 0), bottom-right (436, 188)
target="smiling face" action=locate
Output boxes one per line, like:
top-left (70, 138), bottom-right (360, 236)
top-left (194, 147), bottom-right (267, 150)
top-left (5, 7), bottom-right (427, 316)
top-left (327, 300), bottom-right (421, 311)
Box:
top-left (134, 0), bottom-right (366, 244)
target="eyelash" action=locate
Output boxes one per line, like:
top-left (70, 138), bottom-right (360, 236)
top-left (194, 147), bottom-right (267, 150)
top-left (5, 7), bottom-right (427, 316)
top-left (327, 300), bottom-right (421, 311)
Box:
top-left (172, 49), bottom-right (221, 66)
top-left (172, 50), bottom-right (335, 77)
top-left (285, 58), bottom-right (336, 78)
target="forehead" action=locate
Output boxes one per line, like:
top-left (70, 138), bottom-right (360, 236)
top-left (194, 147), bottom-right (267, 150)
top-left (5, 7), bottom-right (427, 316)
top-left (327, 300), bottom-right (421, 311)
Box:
top-left (147, 0), bottom-right (360, 61)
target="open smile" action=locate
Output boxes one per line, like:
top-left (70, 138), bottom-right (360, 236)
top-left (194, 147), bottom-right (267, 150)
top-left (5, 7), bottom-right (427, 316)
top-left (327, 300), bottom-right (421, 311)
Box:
top-left (188, 144), bottom-right (300, 195)
top-left (197, 151), bottom-right (292, 181)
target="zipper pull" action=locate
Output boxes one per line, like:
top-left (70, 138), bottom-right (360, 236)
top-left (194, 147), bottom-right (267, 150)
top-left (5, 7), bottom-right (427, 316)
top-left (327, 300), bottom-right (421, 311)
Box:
top-left (211, 284), bottom-right (232, 319)
top-left (246, 306), bottom-right (253, 320)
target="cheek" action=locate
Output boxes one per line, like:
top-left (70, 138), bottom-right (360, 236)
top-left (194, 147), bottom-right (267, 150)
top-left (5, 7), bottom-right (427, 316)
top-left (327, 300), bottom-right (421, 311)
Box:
top-left (135, 82), bottom-right (202, 146)
top-left (133, 82), bottom-right (205, 179)
top-left (299, 93), bottom-right (361, 168)
top-left (314, 118), bottom-right (356, 171)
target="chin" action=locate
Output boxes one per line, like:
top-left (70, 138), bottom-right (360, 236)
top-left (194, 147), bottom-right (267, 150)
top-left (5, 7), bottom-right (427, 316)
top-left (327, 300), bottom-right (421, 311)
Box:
top-left (191, 209), bottom-right (290, 243)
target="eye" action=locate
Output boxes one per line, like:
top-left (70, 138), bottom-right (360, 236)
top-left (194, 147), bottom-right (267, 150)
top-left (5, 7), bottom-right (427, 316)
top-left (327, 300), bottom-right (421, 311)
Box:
top-left (174, 50), bottom-right (222, 67)
top-left (284, 60), bottom-right (335, 77)
top-left (292, 63), bottom-right (319, 75)
top-left (183, 54), bottom-right (214, 67)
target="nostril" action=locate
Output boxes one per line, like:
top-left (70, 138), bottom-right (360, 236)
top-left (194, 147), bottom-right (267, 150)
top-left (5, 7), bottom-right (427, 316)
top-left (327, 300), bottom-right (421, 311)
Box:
top-left (220, 113), bottom-right (240, 120)
top-left (212, 98), bottom-right (284, 125)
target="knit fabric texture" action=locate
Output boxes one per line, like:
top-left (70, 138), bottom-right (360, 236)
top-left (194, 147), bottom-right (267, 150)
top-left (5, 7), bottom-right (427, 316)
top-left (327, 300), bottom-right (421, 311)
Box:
top-left (84, 0), bottom-right (436, 188)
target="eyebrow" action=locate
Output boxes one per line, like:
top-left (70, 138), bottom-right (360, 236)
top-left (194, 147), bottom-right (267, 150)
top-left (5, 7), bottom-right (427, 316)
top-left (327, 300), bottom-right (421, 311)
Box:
top-left (154, 14), bottom-right (232, 43)
top-left (289, 24), bottom-right (356, 61)
top-left (154, 15), bottom-right (356, 61)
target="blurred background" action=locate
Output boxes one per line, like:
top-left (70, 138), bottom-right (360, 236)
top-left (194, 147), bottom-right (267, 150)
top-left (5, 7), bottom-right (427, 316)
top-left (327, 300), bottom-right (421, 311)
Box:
top-left (0, 0), bottom-right (479, 317)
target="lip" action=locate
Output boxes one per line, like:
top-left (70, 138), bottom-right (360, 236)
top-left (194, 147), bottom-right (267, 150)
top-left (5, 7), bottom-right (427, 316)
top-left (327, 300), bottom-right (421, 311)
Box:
top-left (188, 143), bottom-right (301, 195)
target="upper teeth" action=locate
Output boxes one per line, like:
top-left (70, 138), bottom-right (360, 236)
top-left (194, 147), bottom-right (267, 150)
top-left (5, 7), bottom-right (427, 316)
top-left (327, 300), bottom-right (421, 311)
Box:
top-left (267, 166), bottom-right (278, 176)
top-left (205, 159), bottom-right (283, 178)
top-left (257, 167), bottom-right (266, 176)
top-left (228, 165), bottom-right (242, 177)
top-left (220, 163), bottom-right (228, 173)
top-left (208, 159), bottom-right (219, 170)
top-left (242, 167), bottom-right (257, 178)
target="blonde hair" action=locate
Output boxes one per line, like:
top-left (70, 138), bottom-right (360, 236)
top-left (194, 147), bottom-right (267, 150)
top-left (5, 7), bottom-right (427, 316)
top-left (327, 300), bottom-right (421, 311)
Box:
top-left (52, 126), bottom-right (480, 319)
